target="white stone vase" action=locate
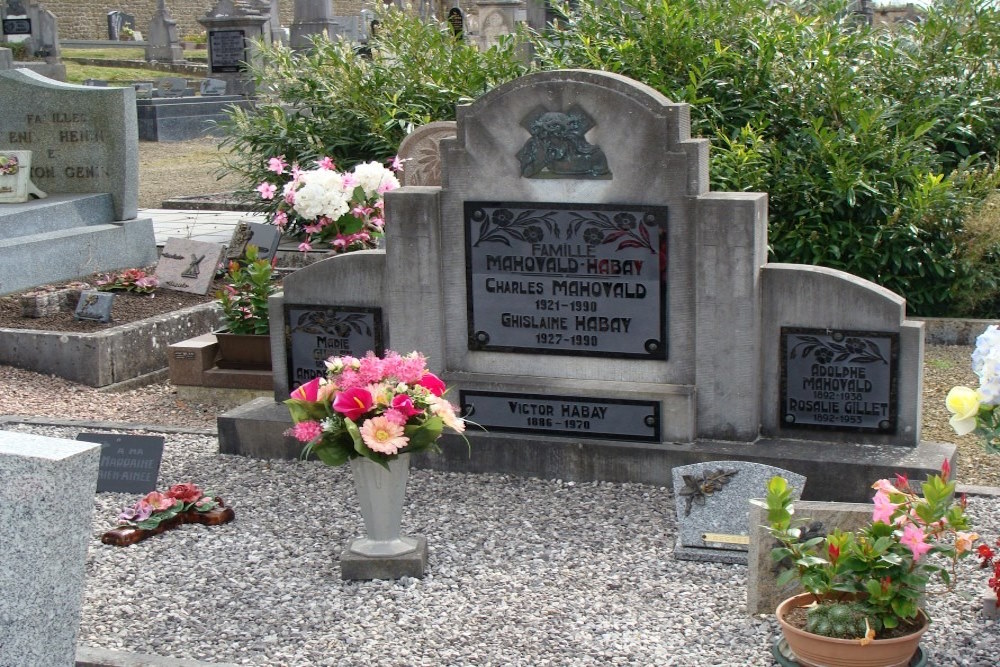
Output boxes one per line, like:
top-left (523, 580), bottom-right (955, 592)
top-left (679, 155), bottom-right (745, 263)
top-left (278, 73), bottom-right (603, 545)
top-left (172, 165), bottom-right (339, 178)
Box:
top-left (0, 150), bottom-right (47, 204)
top-left (348, 453), bottom-right (418, 557)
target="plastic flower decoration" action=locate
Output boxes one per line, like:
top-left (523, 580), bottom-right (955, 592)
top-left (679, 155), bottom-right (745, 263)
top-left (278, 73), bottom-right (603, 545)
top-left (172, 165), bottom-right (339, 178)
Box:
top-left (256, 156), bottom-right (401, 255)
top-left (946, 325), bottom-right (1000, 453)
top-left (284, 351), bottom-right (466, 467)
top-left (766, 460), bottom-right (981, 641)
top-left (117, 483), bottom-right (219, 530)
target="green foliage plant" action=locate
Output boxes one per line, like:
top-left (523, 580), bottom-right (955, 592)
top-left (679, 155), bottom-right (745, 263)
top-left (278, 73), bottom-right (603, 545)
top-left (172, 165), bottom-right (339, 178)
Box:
top-left (215, 245), bottom-right (278, 335)
top-left (765, 465), bottom-right (979, 640)
top-left (532, 0), bottom-right (1000, 316)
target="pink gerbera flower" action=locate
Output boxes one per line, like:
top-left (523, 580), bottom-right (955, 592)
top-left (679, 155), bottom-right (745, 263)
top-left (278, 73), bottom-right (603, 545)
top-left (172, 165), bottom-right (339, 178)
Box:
top-left (360, 416), bottom-right (408, 455)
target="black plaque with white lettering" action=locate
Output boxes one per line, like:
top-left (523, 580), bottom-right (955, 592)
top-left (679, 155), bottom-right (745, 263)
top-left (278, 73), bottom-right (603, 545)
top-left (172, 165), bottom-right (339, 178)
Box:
top-left (780, 328), bottom-right (898, 433)
top-left (285, 305), bottom-right (384, 390)
top-left (2, 18), bottom-right (30, 35)
top-left (460, 390), bottom-right (660, 442)
top-left (465, 201), bottom-right (667, 359)
top-left (209, 29), bottom-right (246, 73)
top-left (78, 433), bottom-right (165, 494)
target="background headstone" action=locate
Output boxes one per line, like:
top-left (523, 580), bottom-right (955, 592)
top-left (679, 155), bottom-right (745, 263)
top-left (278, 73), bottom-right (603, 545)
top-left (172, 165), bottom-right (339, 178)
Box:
top-left (78, 432), bottom-right (165, 494)
top-left (133, 82), bottom-right (154, 99)
top-left (155, 76), bottom-right (189, 98)
top-left (155, 238), bottom-right (224, 295)
top-left (672, 461), bottom-right (805, 564)
top-left (284, 304), bottom-right (384, 390)
top-left (200, 77), bottom-right (228, 96)
top-left (107, 10), bottom-right (136, 41)
top-left (145, 0), bottom-right (184, 64)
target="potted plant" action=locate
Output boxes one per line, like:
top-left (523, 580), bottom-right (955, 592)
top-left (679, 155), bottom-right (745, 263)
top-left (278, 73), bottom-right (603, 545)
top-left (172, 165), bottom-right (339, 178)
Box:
top-left (254, 155), bottom-right (401, 254)
top-left (285, 350), bottom-right (466, 557)
top-left (765, 461), bottom-right (980, 667)
top-left (214, 244), bottom-right (278, 370)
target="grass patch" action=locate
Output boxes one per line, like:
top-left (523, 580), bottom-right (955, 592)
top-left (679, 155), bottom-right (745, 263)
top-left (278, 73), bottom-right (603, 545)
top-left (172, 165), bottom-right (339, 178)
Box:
top-left (64, 61), bottom-right (205, 85)
top-left (63, 47), bottom-right (146, 60)
top-left (928, 359), bottom-right (955, 371)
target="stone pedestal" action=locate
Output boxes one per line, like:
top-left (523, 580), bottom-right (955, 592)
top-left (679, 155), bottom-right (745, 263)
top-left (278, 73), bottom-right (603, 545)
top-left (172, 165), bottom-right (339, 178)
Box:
top-left (341, 536), bottom-right (428, 580)
top-left (0, 431), bottom-right (100, 665)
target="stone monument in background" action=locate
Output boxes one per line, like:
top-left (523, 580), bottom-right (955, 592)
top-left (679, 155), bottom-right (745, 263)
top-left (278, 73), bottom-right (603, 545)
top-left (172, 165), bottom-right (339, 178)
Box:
top-left (198, 0), bottom-right (272, 96)
top-left (146, 0), bottom-right (185, 63)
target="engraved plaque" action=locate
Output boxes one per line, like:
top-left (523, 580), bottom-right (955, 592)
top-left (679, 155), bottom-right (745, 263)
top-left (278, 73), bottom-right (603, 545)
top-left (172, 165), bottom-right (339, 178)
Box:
top-left (2, 18), bottom-right (31, 35)
top-left (79, 432), bottom-right (164, 494)
top-left (465, 201), bottom-right (667, 359)
top-left (209, 29), bottom-right (246, 73)
top-left (285, 305), bottom-right (384, 390)
top-left (73, 290), bottom-right (114, 323)
top-left (780, 327), bottom-right (898, 433)
top-left (459, 390), bottom-right (660, 442)
top-left (155, 238), bottom-right (225, 295)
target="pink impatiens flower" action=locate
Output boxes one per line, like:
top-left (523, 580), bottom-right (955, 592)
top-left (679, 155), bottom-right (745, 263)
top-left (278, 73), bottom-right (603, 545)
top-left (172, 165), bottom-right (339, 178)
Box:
top-left (360, 415), bottom-right (408, 455)
top-left (268, 156), bottom-right (287, 175)
top-left (298, 241), bottom-right (312, 252)
top-left (256, 182), bottom-right (277, 199)
top-left (900, 523), bottom-right (933, 560)
top-left (872, 490), bottom-right (898, 524)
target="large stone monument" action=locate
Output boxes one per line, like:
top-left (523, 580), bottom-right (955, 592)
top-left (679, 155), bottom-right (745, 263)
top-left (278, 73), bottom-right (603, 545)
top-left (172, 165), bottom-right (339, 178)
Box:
top-left (199, 0), bottom-right (272, 97)
top-left (219, 70), bottom-right (952, 503)
top-left (145, 0), bottom-right (185, 64)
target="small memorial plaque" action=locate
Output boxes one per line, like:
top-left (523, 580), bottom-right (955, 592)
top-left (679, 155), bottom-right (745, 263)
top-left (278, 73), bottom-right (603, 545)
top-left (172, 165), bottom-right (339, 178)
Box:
top-left (73, 290), bottom-right (114, 323)
top-left (78, 433), bottom-right (165, 494)
top-left (465, 201), bottom-right (667, 359)
top-left (200, 78), bottom-right (228, 96)
top-left (459, 390), bottom-right (660, 442)
top-left (209, 29), bottom-right (247, 73)
top-left (780, 327), bottom-right (898, 433)
top-left (226, 221), bottom-right (281, 262)
top-left (285, 305), bottom-right (384, 390)
top-left (156, 77), bottom-right (188, 98)
top-left (155, 238), bottom-right (225, 295)
top-left (2, 18), bottom-right (30, 35)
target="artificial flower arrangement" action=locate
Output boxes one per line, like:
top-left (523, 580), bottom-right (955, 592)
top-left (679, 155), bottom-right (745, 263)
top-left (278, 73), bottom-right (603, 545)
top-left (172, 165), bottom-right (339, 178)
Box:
top-left (95, 267), bottom-right (159, 294)
top-left (215, 244), bottom-right (278, 335)
top-left (766, 460), bottom-right (979, 643)
top-left (946, 324), bottom-right (1000, 453)
top-left (0, 154), bottom-right (19, 176)
top-left (255, 155), bottom-right (402, 254)
top-left (978, 537), bottom-right (1000, 608)
top-left (284, 350), bottom-right (466, 467)
top-left (116, 482), bottom-right (221, 530)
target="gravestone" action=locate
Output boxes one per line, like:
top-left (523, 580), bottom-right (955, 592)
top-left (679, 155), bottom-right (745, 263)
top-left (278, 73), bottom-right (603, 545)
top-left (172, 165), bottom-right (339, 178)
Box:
top-left (78, 432), bottom-right (165, 494)
top-left (107, 10), bottom-right (136, 41)
top-left (0, 430), bottom-right (100, 665)
top-left (199, 0), bottom-right (271, 96)
top-left (0, 47), bottom-right (11, 70)
top-left (145, 0), bottom-right (185, 64)
top-left (73, 289), bottom-right (114, 323)
top-left (156, 76), bottom-right (190, 98)
top-left (225, 220), bottom-right (280, 261)
top-left (671, 461), bottom-right (805, 564)
top-left (219, 70), bottom-right (953, 503)
top-left (397, 121), bottom-right (456, 187)
top-left (290, 0), bottom-right (336, 49)
top-left (155, 238), bottom-right (225, 295)
top-left (284, 304), bottom-right (384, 391)
top-left (200, 77), bottom-right (228, 96)
top-left (133, 82), bottom-right (154, 99)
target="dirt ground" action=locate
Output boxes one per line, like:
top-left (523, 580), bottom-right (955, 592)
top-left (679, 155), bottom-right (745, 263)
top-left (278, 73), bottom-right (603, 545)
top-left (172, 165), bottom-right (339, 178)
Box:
top-left (137, 137), bottom-right (243, 209)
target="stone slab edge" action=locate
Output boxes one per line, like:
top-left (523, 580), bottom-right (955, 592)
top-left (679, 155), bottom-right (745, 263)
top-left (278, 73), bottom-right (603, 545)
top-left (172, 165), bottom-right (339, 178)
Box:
top-left (0, 415), bottom-right (216, 436)
top-left (673, 544), bottom-right (748, 565)
top-left (76, 645), bottom-right (239, 667)
top-left (340, 536), bottom-right (428, 580)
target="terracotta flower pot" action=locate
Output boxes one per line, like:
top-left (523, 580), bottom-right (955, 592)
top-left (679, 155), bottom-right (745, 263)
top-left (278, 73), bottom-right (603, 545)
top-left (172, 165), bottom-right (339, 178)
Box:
top-left (776, 593), bottom-right (928, 667)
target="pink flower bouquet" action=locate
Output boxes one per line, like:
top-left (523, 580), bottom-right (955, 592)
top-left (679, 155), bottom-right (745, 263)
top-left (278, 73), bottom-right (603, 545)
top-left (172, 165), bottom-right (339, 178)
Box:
top-left (117, 482), bottom-right (220, 530)
top-left (284, 350), bottom-right (466, 467)
top-left (256, 155), bottom-right (401, 254)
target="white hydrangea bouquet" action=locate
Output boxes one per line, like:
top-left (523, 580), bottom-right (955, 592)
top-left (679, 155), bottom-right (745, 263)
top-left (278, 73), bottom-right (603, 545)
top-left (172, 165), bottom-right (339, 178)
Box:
top-left (946, 325), bottom-right (1000, 453)
top-left (255, 155), bottom-right (401, 254)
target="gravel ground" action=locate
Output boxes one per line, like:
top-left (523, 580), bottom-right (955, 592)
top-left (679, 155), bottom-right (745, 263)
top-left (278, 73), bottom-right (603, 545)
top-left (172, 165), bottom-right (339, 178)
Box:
top-left (3, 422), bottom-right (998, 667)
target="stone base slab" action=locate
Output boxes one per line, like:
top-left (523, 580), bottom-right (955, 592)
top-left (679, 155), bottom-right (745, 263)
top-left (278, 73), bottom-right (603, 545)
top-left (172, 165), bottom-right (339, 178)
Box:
top-left (673, 544), bottom-right (748, 565)
top-left (340, 536), bottom-right (428, 580)
top-left (218, 398), bottom-right (955, 503)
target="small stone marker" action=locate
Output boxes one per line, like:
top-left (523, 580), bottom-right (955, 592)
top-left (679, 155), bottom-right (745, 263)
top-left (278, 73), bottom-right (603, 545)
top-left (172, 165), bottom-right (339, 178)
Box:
top-left (226, 220), bottom-right (281, 262)
top-left (77, 432), bottom-right (165, 494)
top-left (155, 238), bottom-right (225, 295)
top-left (397, 121), bottom-right (456, 187)
top-left (73, 290), bottom-right (114, 323)
top-left (200, 77), bottom-right (228, 96)
top-left (285, 305), bottom-right (384, 390)
top-left (133, 82), bottom-right (154, 99)
top-left (156, 76), bottom-right (189, 98)
top-left (672, 461), bottom-right (805, 564)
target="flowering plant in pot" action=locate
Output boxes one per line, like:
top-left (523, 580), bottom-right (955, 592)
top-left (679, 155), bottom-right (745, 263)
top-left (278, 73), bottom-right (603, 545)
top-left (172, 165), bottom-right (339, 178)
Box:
top-left (214, 245), bottom-right (278, 369)
top-left (285, 350), bottom-right (466, 558)
top-left (766, 461), bottom-right (979, 666)
top-left (255, 155), bottom-right (401, 254)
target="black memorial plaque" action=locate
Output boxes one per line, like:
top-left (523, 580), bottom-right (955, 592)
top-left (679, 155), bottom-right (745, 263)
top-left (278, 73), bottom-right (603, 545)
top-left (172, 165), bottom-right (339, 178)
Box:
top-left (465, 201), bottom-right (667, 359)
top-left (209, 29), bottom-right (247, 73)
top-left (780, 327), bottom-right (898, 433)
top-left (74, 290), bottom-right (114, 323)
top-left (78, 432), bottom-right (165, 494)
top-left (2, 18), bottom-right (30, 35)
top-left (460, 390), bottom-right (660, 442)
top-left (285, 305), bottom-right (384, 390)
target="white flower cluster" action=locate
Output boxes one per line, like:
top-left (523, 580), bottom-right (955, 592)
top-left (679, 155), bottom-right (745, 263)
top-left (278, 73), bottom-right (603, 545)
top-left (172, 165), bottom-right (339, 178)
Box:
top-left (292, 169), bottom-right (350, 221)
top-left (352, 161), bottom-right (400, 199)
top-left (973, 325), bottom-right (1000, 404)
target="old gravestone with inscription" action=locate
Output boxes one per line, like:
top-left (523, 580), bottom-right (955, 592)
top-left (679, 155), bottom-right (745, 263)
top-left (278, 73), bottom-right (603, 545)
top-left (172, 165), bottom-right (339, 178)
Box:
top-left (155, 238), bottom-right (225, 295)
top-left (219, 70), bottom-right (952, 503)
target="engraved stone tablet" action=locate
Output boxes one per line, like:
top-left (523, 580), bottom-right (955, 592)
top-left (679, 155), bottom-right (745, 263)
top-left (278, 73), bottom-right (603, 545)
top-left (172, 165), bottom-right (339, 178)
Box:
top-left (209, 29), bottom-right (246, 73)
top-left (285, 305), bottom-right (384, 390)
top-left (672, 461), bottom-right (805, 564)
top-left (466, 201), bottom-right (667, 359)
top-left (78, 432), bottom-right (165, 494)
top-left (2, 18), bottom-right (31, 35)
top-left (133, 82), bottom-right (154, 99)
top-left (226, 221), bottom-right (281, 262)
top-left (397, 121), bottom-right (456, 187)
top-left (73, 290), bottom-right (114, 323)
top-left (459, 390), bottom-right (660, 442)
top-left (155, 238), bottom-right (224, 295)
top-left (780, 328), bottom-right (898, 433)
top-left (156, 77), bottom-right (188, 98)
top-left (200, 78), bottom-right (228, 96)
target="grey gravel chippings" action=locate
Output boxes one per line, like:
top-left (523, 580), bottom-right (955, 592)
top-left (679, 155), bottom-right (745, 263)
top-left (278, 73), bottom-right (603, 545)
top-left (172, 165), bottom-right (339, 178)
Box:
top-left (6, 423), bottom-right (1000, 666)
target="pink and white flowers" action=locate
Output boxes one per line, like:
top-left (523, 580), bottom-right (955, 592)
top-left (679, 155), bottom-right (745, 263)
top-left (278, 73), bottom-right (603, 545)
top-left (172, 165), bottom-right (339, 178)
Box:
top-left (285, 351), bottom-right (466, 466)
top-left (117, 483), bottom-right (219, 530)
top-left (256, 156), bottom-right (401, 255)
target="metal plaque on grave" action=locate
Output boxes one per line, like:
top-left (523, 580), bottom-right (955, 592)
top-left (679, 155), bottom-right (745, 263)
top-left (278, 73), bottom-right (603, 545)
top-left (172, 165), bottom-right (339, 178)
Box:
top-left (154, 238), bottom-right (225, 295)
top-left (209, 30), bottom-right (247, 73)
top-left (226, 221), bottom-right (281, 262)
top-left (780, 327), bottom-right (898, 433)
top-left (460, 390), bottom-right (660, 442)
top-left (285, 305), bottom-right (384, 390)
top-left (74, 290), bottom-right (114, 323)
top-left (465, 201), bottom-right (667, 359)
top-left (78, 432), bottom-right (165, 494)
top-left (2, 18), bottom-right (30, 35)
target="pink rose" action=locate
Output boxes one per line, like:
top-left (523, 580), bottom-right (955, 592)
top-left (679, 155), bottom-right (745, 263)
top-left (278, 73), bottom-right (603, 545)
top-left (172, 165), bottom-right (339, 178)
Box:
top-left (143, 491), bottom-right (178, 512)
top-left (417, 372), bottom-right (446, 397)
top-left (291, 376), bottom-right (322, 402)
top-left (167, 483), bottom-right (204, 504)
top-left (333, 386), bottom-right (373, 420)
